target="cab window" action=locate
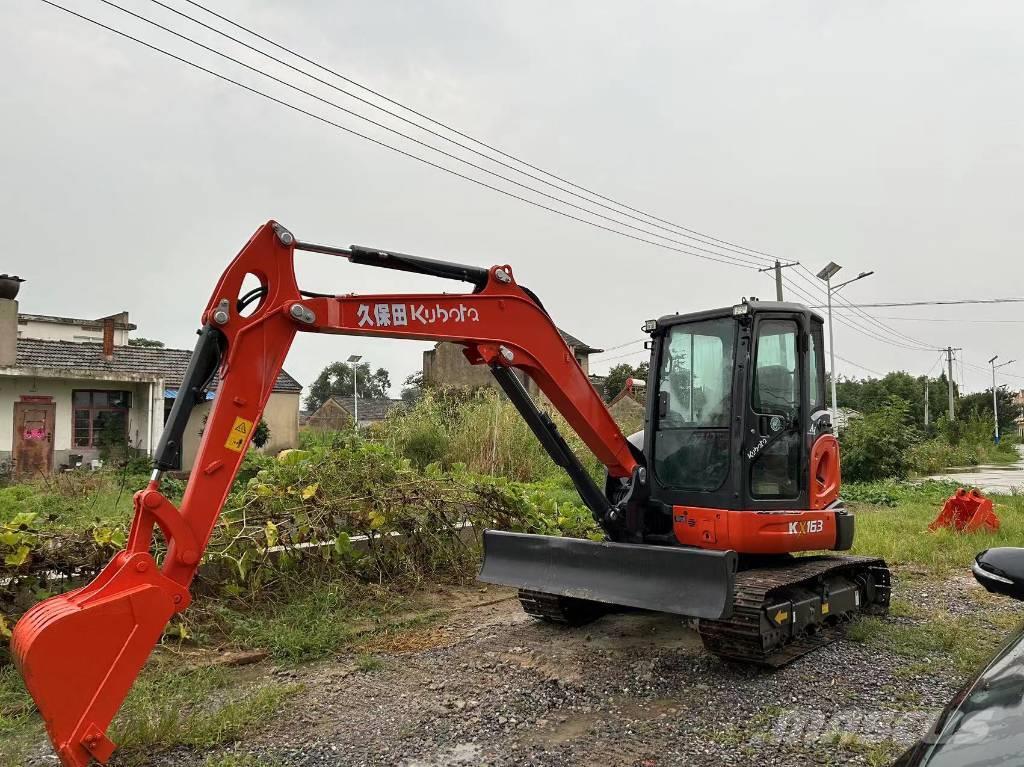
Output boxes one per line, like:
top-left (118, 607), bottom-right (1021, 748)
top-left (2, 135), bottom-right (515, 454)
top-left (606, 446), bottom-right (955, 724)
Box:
top-left (653, 318), bottom-right (735, 492)
top-left (750, 319), bottom-right (800, 500)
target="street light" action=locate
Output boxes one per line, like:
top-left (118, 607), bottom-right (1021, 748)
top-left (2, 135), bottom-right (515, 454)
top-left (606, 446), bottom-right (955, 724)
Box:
top-left (347, 354), bottom-right (362, 429)
top-left (816, 262), bottom-right (875, 424)
top-left (988, 355), bottom-right (1016, 444)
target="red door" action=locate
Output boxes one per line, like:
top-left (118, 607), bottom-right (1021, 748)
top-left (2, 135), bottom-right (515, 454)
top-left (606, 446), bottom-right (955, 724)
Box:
top-left (14, 401), bottom-right (55, 477)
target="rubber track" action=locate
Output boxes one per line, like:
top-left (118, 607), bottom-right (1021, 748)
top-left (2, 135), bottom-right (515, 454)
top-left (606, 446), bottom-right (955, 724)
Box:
top-left (698, 555), bottom-right (891, 667)
top-left (517, 589), bottom-right (607, 626)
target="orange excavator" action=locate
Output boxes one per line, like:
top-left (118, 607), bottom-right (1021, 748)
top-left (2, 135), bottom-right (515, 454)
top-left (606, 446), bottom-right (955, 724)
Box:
top-left (13, 222), bottom-right (890, 766)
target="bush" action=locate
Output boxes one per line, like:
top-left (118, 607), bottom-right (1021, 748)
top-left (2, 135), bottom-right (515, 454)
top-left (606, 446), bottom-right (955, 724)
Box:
top-left (0, 437), bottom-right (600, 650)
top-left (839, 399), bottom-right (922, 482)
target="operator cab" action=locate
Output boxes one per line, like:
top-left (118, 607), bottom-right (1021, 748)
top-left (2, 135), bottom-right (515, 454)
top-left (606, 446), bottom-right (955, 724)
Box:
top-left (643, 299), bottom-right (831, 517)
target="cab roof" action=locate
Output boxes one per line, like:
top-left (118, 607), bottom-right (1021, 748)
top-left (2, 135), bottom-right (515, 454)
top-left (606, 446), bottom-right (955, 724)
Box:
top-left (654, 300), bottom-right (825, 330)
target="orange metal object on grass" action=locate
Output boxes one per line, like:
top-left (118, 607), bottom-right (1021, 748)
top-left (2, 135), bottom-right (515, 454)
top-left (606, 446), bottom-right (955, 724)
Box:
top-left (929, 487), bottom-right (1000, 533)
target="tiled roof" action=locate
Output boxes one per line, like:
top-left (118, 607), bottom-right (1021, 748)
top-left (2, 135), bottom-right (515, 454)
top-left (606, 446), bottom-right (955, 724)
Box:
top-left (558, 329), bottom-right (602, 356)
top-left (13, 338), bottom-right (302, 393)
top-left (327, 395), bottom-right (405, 421)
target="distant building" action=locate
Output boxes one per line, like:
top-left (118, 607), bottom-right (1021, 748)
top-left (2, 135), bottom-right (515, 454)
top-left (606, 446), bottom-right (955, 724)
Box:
top-left (306, 395), bottom-right (404, 430)
top-left (0, 280), bottom-right (301, 475)
top-left (833, 407), bottom-right (862, 431)
top-left (607, 379), bottom-right (646, 427)
top-left (422, 329), bottom-right (601, 396)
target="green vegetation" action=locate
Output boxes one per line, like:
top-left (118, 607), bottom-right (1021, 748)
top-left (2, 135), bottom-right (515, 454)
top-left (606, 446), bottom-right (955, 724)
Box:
top-left (839, 399), bottom-right (1018, 482)
top-left (848, 480), bottom-right (1024, 572)
top-left (0, 661), bottom-right (299, 767)
top-left (603, 361), bottom-right (649, 401)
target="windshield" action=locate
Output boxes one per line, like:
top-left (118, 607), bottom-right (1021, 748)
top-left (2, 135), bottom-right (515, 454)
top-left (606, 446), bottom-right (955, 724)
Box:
top-left (654, 318), bottom-right (735, 491)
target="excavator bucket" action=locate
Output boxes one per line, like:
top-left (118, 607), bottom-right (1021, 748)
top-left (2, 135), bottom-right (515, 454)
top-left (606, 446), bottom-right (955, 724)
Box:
top-left (929, 488), bottom-right (1000, 534)
top-left (11, 551), bottom-right (190, 767)
top-left (479, 530), bottom-right (737, 619)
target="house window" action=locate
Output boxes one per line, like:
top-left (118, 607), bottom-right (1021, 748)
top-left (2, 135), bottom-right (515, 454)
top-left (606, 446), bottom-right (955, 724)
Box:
top-left (72, 390), bottom-right (132, 448)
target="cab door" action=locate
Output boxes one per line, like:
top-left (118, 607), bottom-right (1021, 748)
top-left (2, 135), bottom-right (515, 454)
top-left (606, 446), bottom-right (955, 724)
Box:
top-left (743, 315), bottom-right (808, 508)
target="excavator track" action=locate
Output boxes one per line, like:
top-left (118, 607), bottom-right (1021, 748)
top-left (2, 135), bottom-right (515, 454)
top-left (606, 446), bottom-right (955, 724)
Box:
top-left (517, 589), bottom-right (609, 626)
top-left (698, 555), bottom-right (891, 667)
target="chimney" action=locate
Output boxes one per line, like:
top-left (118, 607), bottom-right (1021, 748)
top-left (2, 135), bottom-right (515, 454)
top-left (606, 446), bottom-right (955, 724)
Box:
top-left (0, 275), bottom-right (24, 368)
top-left (102, 316), bottom-right (115, 361)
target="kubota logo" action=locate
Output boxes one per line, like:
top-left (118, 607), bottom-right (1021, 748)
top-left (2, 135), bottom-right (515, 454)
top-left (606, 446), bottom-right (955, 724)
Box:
top-left (788, 520), bottom-right (824, 535)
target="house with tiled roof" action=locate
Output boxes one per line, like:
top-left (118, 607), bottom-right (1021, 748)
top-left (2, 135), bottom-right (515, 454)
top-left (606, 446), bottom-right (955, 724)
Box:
top-left (0, 282), bottom-right (302, 474)
top-left (306, 395), bottom-right (405, 431)
top-left (422, 328), bottom-right (602, 396)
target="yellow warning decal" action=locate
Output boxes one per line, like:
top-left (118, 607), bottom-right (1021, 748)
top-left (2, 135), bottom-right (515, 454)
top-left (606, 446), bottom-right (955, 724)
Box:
top-left (773, 610), bottom-right (790, 624)
top-left (821, 602), bottom-right (830, 615)
top-left (224, 416), bottom-right (254, 452)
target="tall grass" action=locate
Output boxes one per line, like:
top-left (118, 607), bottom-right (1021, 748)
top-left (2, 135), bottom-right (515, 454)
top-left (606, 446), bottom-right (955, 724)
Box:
top-left (849, 483), bottom-right (1024, 572)
top-left (375, 387), bottom-right (642, 484)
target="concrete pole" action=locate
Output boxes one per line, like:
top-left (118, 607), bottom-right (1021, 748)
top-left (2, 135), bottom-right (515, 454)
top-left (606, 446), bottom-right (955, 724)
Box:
top-left (827, 278), bottom-right (838, 424)
top-left (947, 347), bottom-right (956, 422)
top-left (992, 360), bottom-right (1000, 444)
top-left (353, 362), bottom-right (359, 430)
top-left (924, 379), bottom-right (930, 428)
top-left (774, 260), bottom-right (784, 302)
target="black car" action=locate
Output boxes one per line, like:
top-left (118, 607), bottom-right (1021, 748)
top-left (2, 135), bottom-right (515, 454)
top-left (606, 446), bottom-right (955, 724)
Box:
top-left (894, 547), bottom-right (1024, 766)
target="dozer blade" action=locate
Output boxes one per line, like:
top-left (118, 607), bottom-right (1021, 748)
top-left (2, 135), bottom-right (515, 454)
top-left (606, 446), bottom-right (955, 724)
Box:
top-left (11, 552), bottom-right (190, 767)
top-left (479, 530), bottom-right (737, 620)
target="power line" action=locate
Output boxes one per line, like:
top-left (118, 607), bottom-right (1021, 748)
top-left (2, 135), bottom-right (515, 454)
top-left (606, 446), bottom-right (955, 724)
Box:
top-left (790, 265), bottom-right (940, 351)
top-left (90, 0), bottom-right (764, 271)
top-left (781, 277), bottom-right (938, 352)
top-left (812, 298), bottom-right (1024, 308)
top-left (177, 0), bottom-right (785, 268)
top-left (592, 337), bottom-right (647, 357)
top-left (593, 347), bottom-right (649, 365)
top-left (861, 315), bottom-right (1024, 324)
top-left (832, 353), bottom-right (886, 378)
top-left (37, 0), bottom-right (763, 271)
top-left (32, 0), bottom-right (1005, 370)
top-left (139, 0), bottom-right (772, 269)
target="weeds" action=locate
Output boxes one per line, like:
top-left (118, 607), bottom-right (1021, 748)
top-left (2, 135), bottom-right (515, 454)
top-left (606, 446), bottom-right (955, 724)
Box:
top-left (849, 486), bottom-right (1024, 573)
top-left (110, 665), bottom-right (300, 764)
top-left (848, 607), bottom-right (1018, 676)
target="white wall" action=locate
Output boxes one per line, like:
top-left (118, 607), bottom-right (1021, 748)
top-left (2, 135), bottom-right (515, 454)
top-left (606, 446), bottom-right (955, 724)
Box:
top-left (18, 319), bottom-right (129, 345)
top-left (0, 375), bottom-right (162, 463)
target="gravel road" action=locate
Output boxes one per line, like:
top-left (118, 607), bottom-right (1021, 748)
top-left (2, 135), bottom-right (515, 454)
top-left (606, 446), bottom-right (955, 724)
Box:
top-left (132, 569), bottom-right (1021, 767)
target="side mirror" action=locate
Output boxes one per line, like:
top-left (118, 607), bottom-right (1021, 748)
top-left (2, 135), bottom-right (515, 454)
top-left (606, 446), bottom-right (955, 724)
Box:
top-left (658, 391), bottom-right (669, 419)
top-left (973, 548), bottom-right (1024, 602)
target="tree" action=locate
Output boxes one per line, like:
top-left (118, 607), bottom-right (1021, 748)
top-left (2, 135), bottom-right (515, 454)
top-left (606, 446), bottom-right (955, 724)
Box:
top-left (603, 362), bottom-right (649, 401)
top-left (401, 371), bottom-right (424, 403)
top-left (128, 337), bottom-right (165, 348)
top-left (831, 370), bottom-right (958, 431)
top-left (305, 361), bottom-right (392, 411)
top-left (839, 398), bottom-right (922, 481)
top-left (958, 387), bottom-right (1018, 438)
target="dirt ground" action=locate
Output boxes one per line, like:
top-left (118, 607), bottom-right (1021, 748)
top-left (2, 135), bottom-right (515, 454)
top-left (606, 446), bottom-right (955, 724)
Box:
top-left (117, 572), bottom-right (1011, 767)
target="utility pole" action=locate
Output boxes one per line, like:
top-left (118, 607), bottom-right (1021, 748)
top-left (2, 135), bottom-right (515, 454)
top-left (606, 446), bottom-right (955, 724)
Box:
top-left (924, 380), bottom-right (929, 428)
top-left (944, 347), bottom-right (961, 421)
top-left (988, 355), bottom-right (1016, 443)
top-left (758, 260), bottom-right (800, 301)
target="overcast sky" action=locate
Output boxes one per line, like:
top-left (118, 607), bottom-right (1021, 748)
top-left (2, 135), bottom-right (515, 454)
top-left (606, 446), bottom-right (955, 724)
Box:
top-left (4, 0), bottom-right (1024, 400)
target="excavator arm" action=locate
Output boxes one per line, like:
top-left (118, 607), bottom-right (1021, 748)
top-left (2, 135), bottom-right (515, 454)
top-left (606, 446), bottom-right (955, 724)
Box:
top-left (12, 221), bottom-right (646, 767)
